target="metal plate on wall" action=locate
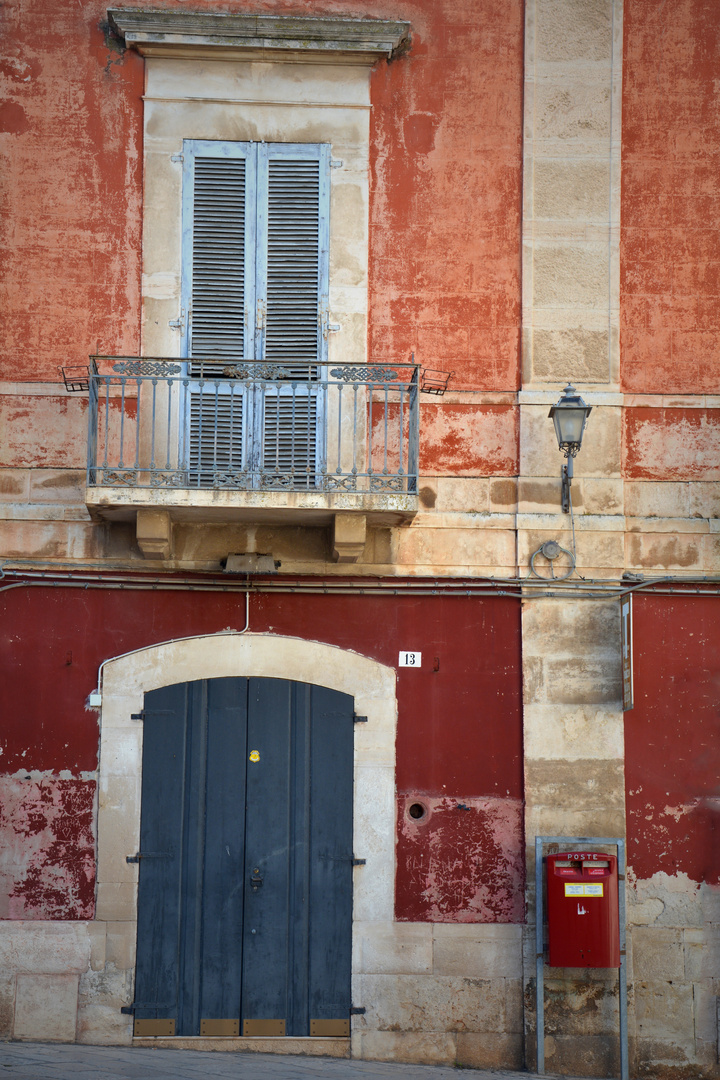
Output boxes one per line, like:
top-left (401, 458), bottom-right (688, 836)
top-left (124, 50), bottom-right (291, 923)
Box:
top-left (134, 1019), bottom-right (175, 1037)
top-left (200, 1019), bottom-right (240, 1036)
top-left (243, 1019), bottom-right (286, 1036)
top-left (310, 1019), bottom-right (350, 1036)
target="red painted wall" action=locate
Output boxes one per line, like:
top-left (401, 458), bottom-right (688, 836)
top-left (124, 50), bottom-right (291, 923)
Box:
top-left (625, 594), bottom-right (720, 886)
top-left (623, 408), bottom-right (720, 481)
top-left (367, 0), bottom-right (524, 390)
top-left (0, 583), bottom-right (524, 921)
top-left (621, 0), bottom-right (720, 396)
top-left (1, 0), bottom-right (523, 469)
top-left (0, 1), bottom-right (143, 382)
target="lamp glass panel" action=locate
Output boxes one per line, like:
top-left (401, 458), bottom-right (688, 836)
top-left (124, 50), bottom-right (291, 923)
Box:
top-left (554, 407), bottom-right (586, 447)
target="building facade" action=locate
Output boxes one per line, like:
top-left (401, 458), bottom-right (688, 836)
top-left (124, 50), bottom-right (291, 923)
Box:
top-left (0, 0), bottom-right (718, 1075)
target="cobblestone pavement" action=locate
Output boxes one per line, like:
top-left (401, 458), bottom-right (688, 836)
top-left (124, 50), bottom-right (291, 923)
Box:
top-left (0, 1042), bottom-right (587, 1080)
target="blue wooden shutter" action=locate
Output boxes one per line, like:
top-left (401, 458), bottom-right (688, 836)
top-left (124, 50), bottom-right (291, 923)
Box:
top-left (182, 142), bottom-right (255, 483)
top-left (257, 144), bottom-right (330, 375)
top-left (187, 152), bottom-right (251, 362)
top-left (256, 144), bottom-right (329, 486)
top-left (181, 141), bottom-right (329, 488)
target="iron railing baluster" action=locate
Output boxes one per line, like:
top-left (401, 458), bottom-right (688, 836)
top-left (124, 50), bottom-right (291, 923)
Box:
top-left (118, 378), bottom-right (126, 469)
top-left (383, 386), bottom-right (389, 475)
top-left (165, 380), bottom-right (172, 472)
top-left (150, 379), bottom-right (157, 473)
top-left (87, 369), bottom-right (98, 486)
top-left (398, 385), bottom-right (406, 480)
top-left (408, 366), bottom-right (419, 494)
top-left (102, 378), bottom-right (110, 474)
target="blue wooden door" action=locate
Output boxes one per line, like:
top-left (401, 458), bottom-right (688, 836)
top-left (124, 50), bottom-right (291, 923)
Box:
top-left (132, 678), bottom-right (354, 1038)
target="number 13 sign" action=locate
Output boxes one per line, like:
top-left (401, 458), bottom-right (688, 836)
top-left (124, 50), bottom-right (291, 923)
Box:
top-left (399, 652), bottom-right (422, 667)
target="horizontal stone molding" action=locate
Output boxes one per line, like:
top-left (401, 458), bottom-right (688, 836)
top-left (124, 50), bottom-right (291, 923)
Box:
top-left (108, 9), bottom-right (411, 61)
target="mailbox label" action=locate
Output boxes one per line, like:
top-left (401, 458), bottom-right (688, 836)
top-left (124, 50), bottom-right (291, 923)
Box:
top-left (564, 883), bottom-right (603, 897)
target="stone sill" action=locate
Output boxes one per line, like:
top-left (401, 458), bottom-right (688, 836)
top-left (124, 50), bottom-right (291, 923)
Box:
top-left (132, 1035), bottom-right (349, 1055)
top-left (86, 486), bottom-right (417, 526)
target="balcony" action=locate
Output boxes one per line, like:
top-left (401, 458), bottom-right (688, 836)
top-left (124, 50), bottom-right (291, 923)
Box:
top-left (84, 357), bottom-right (419, 532)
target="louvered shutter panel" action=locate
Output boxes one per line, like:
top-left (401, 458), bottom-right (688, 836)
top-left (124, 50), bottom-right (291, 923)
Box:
top-left (188, 385), bottom-right (246, 487)
top-left (185, 147), bottom-right (252, 483)
top-left (258, 148), bottom-right (328, 487)
top-left (262, 391), bottom-right (318, 489)
top-left (264, 157), bottom-right (323, 379)
top-left (189, 156), bottom-right (247, 367)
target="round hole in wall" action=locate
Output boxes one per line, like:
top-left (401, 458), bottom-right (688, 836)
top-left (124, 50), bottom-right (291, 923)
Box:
top-left (408, 802), bottom-right (426, 820)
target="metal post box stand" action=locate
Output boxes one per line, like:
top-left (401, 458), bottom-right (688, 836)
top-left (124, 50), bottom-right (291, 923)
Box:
top-left (535, 836), bottom-right (628, 1080)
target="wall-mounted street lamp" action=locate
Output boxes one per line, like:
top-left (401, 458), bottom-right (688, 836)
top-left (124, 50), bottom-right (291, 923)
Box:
top-left (548, 384), bottom-right (592, 513)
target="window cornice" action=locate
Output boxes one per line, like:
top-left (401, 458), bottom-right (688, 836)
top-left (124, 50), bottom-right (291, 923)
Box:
top-left (107, 9), bottom-right (411, 63)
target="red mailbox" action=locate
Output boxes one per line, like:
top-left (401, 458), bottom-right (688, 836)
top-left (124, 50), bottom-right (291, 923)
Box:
top-left (546, 851), bottom-right (620, 968)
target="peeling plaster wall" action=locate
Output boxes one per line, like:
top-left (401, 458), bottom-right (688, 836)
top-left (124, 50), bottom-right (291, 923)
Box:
top-left (624, 596), bottom-right (720, 1073)
top-left (623, 408), bottom-right (720, 482)
top-left (396, 796), bottom-right (524, 923)
top-left (367, 0), bottom-right (523, 385)
top-left (0, 776), bottom-right (95, 920)
top-left (621, 0), bottom-right (720, 397)
top-left (0, 1), bottom-right (143, 380)
top-left (618, 1), bottom-right (720, 1062)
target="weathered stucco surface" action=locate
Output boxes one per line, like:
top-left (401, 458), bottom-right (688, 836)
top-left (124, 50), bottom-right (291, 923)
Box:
top-left (0, 777), bottom-right (95, 920)
top-left (0, 0), bottom-right (718, 1072)
top-left (624, 408), bottom-right (720, 481)
top-left (396, 796), bottom-right (524, 923)
top-left (621, 0), bottom-right (720, 396)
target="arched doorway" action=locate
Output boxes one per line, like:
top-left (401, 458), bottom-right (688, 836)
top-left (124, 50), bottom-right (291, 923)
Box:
top-left (96, 633), bottom-right (397, 1044)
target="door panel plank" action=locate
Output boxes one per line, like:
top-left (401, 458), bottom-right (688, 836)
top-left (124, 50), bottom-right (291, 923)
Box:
top-left (134, 683), bottom-right (189, 1023)
top-left (176, 681), bottom-right (207, 1035)
top-left (199, 678), bottom-right (248, 1024)
top-left (241, 678), bottom-right (293, 1028)
top-left (307, 686), bottom-right (354, 1023)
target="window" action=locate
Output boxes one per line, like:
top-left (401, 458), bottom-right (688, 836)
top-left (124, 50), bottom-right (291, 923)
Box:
top-left (180, 140), bottom-right (330, 489)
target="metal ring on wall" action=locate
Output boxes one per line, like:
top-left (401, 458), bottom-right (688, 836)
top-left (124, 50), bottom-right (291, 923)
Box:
top-left (530, 540), bottom-right (576, 581)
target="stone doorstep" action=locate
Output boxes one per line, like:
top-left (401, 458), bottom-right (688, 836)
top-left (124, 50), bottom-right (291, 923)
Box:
top-left (132, 1036), bottom-right (350, 1056)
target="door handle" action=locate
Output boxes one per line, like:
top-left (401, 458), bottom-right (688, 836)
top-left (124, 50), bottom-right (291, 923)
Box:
top-left (250, 868), bottom-right (263, 890)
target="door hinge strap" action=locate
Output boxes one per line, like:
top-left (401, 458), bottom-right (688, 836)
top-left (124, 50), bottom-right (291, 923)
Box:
top-left (353, 715), bottom-right (368, 723)
top-left (349, 1006), bottom-right (366, 1015)
top-left (131, 712), bottom-right (144, 721)
top-left (121, 1001), bottom-right (175, 1013)
top-left (351, 857), bottom-right (366, 866)
top-left (126, 852), bottom-right (172, 863)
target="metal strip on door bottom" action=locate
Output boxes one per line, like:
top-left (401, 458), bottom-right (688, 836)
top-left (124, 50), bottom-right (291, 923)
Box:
top-left (310, 1019), bottom-right (350, 1036)
top-left (134, 1019), bottom-right (175, 1037)
top-left (243, 1019), bottom-right (286, 1036)
top-left (200, 1019), bottom-right (240, 1036)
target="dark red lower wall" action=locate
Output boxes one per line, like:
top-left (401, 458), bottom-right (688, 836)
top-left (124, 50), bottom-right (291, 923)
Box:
top-left (0, 581), bottom-right (524, 921)
top-left (626, 594), bottom-right (720, 885)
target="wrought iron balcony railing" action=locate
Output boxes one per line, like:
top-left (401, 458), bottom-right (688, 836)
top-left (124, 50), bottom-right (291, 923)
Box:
top-left (86, 357), bottom-right (419, 496)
